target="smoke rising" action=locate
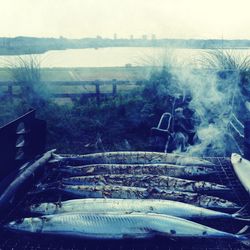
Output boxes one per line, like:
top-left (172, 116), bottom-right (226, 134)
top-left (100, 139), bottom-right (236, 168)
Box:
top-left (175, 65), bottom-right (244, 156)
top-left (143, 49), bottom-right (248, 156)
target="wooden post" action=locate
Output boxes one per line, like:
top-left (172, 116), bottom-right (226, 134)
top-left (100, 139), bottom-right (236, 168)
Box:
top-left (95, 81), bottom-right (100, 105)
top-left (244, 121), bottom-right (250, 160)
top-left (7, 83), bottom-right (13, 101)
top-left (112, 79), bottom-right (117, 97)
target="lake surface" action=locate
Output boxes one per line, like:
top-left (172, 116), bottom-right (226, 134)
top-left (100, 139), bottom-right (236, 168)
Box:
top-left (0, 47), bottom-right (250, 68)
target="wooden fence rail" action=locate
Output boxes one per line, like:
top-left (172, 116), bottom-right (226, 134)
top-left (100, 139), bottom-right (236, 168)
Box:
top-left (0, 79), bottom-right (146, 103)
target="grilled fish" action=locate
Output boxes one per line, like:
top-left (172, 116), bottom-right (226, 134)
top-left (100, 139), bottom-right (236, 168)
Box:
top-left (32, 185), bottom-right (240, 211)
top-left (0, 149), bottom-right (55, 211)
top-left (56, 163), bottom-right (216, 180)
top-left (5, 212), bottom-right (250, 246)
top-left (29, 198), bottom-right (250, 222)
top-left (231, 153), bottom-right (250, 195)
top-left (61, 174), bottom-right (230, 194)
top-left (51, 151), bottom-right (214, 166)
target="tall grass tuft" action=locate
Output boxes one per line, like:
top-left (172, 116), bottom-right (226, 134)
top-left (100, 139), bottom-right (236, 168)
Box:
top-left (7, 55), bottom-right (41, 83)
top-left (198, 49), bottom-right (250, 102)
top-left (199, 49), bottom-right (250, 71)
top-left (5, 55), bottom-right (48, 107)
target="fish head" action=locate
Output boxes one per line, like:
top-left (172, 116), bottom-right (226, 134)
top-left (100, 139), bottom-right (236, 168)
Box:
top-left (231, 153), bottom-right (243, 165)
top-left (30, 203), bottom-right (58, 215)
top-left (6, 217), bottom-right (43, 233)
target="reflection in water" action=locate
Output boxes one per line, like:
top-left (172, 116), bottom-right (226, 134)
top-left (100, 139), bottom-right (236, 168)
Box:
top-left (1, 47), bottom-right (250, 68)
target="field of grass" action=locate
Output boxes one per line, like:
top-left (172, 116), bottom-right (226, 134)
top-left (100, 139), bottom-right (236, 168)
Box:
top-left (0, 66), bottom-right (151, 105)
top-left (0, 66), bottom-right (153, 82)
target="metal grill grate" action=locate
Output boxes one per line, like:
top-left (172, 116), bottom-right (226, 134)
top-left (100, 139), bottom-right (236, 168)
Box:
top-left (0, 156), bottom-right (249, 250)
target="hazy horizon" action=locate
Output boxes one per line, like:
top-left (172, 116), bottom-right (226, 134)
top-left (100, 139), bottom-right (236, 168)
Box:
top-left (2, 36), bottom-right (250, 41)
top-left (1, 0), bottom-right (250, 40)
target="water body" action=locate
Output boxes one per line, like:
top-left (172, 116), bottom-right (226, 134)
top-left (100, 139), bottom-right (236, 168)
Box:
top-left (0, 47), bottom-right (250, 68)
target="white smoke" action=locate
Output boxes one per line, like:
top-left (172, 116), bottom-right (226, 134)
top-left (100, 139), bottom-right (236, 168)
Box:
top-left (137, 49), bottom-right (247, 156)
top-left (176, 67), bottom-right (242, 156)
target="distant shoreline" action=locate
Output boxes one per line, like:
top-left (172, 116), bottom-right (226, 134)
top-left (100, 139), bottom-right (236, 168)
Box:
top-left (1, 36), bottom-right (250, 56)
top-left (1, 46), bottom-right (250, 56)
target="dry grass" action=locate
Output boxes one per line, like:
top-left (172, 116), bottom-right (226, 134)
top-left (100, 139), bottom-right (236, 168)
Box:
top-left (198, 49), bottom-right (250, 71)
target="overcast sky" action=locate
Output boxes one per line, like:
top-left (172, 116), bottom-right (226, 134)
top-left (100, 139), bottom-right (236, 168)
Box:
top-left (1, 0), bottom-right (250, 39)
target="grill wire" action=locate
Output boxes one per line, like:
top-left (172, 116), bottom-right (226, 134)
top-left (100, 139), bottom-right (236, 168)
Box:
top-left (0, 157), bottom-right (249, 250)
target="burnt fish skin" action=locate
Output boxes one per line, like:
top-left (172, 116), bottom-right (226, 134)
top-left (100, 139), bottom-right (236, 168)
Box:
top-left (29, 198), bottom-right (250, 223)
top-left (5, 212), bottom-right (250, 246)
top-left (56, 163), bottom-right (216, 180)
top-left (231, 153), bottom-right (250, 195)
top-left (61, 174), bottom-right (230, 194)
top-left (32, 185), bottom-right (240, 211)
top-left (50, 151), bottom-right (214, 166)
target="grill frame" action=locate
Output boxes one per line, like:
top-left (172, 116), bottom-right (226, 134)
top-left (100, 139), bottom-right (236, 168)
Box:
top-left (0, 156), bottom-right (249, 250)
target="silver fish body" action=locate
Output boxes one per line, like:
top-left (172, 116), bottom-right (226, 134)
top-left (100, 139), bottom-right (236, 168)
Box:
top-left (6, 212), bottom-right (249, 245)
top-left (37, 185), bottom-right (239, 211)
top-left (61, 174), bottom-right (230, 194)
top-left (51, 151), bottom-right (214, 166)
top-left (231, 153), bottom-right (250, 194)
top-left (57, 163), bottom-right (216, 180)
top-left (29, 198), bottom-right (247, 222)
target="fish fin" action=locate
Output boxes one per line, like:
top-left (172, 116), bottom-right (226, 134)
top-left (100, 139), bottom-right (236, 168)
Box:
top-left (147, 187), bottom-right (162, 194)
top-left (237, 226), bottom-right (250, 247)
top-left (139, 227), bottom-right (162, 236)
top-left (49, 153), bottom-right (62, 163)
top-left (36, 181), bottom-right (61, 190)
top-left (237, 225), bottom-right (249, 235)
top-left (86, 167), bottom-right (95, 174)
top-left (27, 185), bottom-right (58, 196)
top-left (233, 203), bottom-right (250, 221)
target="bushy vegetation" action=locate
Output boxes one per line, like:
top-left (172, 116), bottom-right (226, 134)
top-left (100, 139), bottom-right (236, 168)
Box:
top-left (0, 64), bottom-right (181, 153)
top-left (46, 66), bottom-right (180, 153)
top-left (1, 50), bottom-right (250, 155)
top-left (0, 94), bottom-right (148, 153)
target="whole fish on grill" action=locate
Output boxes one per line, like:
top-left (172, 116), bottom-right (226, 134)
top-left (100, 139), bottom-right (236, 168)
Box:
top-left (231, 153), bottom-right (250, 195)
top-left (50, 151), bottom-right (214, 166)
top-left (5, 212), bottom-right (250, 246)
top-left (0, 149), bottom-right (55, 211)
top-left (31, 184), bottom-right (240, 211)
top-left (29, 198), bottom-right (250, 222)
top-left (60, 174), bottom-right (230, 194)
top-left (55, 163), bottom-right (216, 180)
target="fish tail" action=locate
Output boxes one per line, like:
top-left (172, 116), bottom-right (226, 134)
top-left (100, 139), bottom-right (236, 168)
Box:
top-left (28, 183), bottom-right (60, 196)
top-left (36, 181), bottom-right (61, 190)
top-left (232, 203), bottom-right (250, 221)
top-left (236, 225), bottom-right (250, 246)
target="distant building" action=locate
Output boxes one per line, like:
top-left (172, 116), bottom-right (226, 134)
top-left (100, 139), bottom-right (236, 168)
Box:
top-left (130, 35), bottom-right (134, 40)
top-left (142, 35), bottom-right (148, 40)
top-left (113, 33), bottom-right (117, 40)
top-left (151, 34), bottom-right (156, 40)
top-left (125, 63), bottom-right (132, 68)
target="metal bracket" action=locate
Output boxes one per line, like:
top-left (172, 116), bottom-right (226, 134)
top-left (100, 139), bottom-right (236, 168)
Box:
top-left (0, 109), bottom-right (46, 180)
